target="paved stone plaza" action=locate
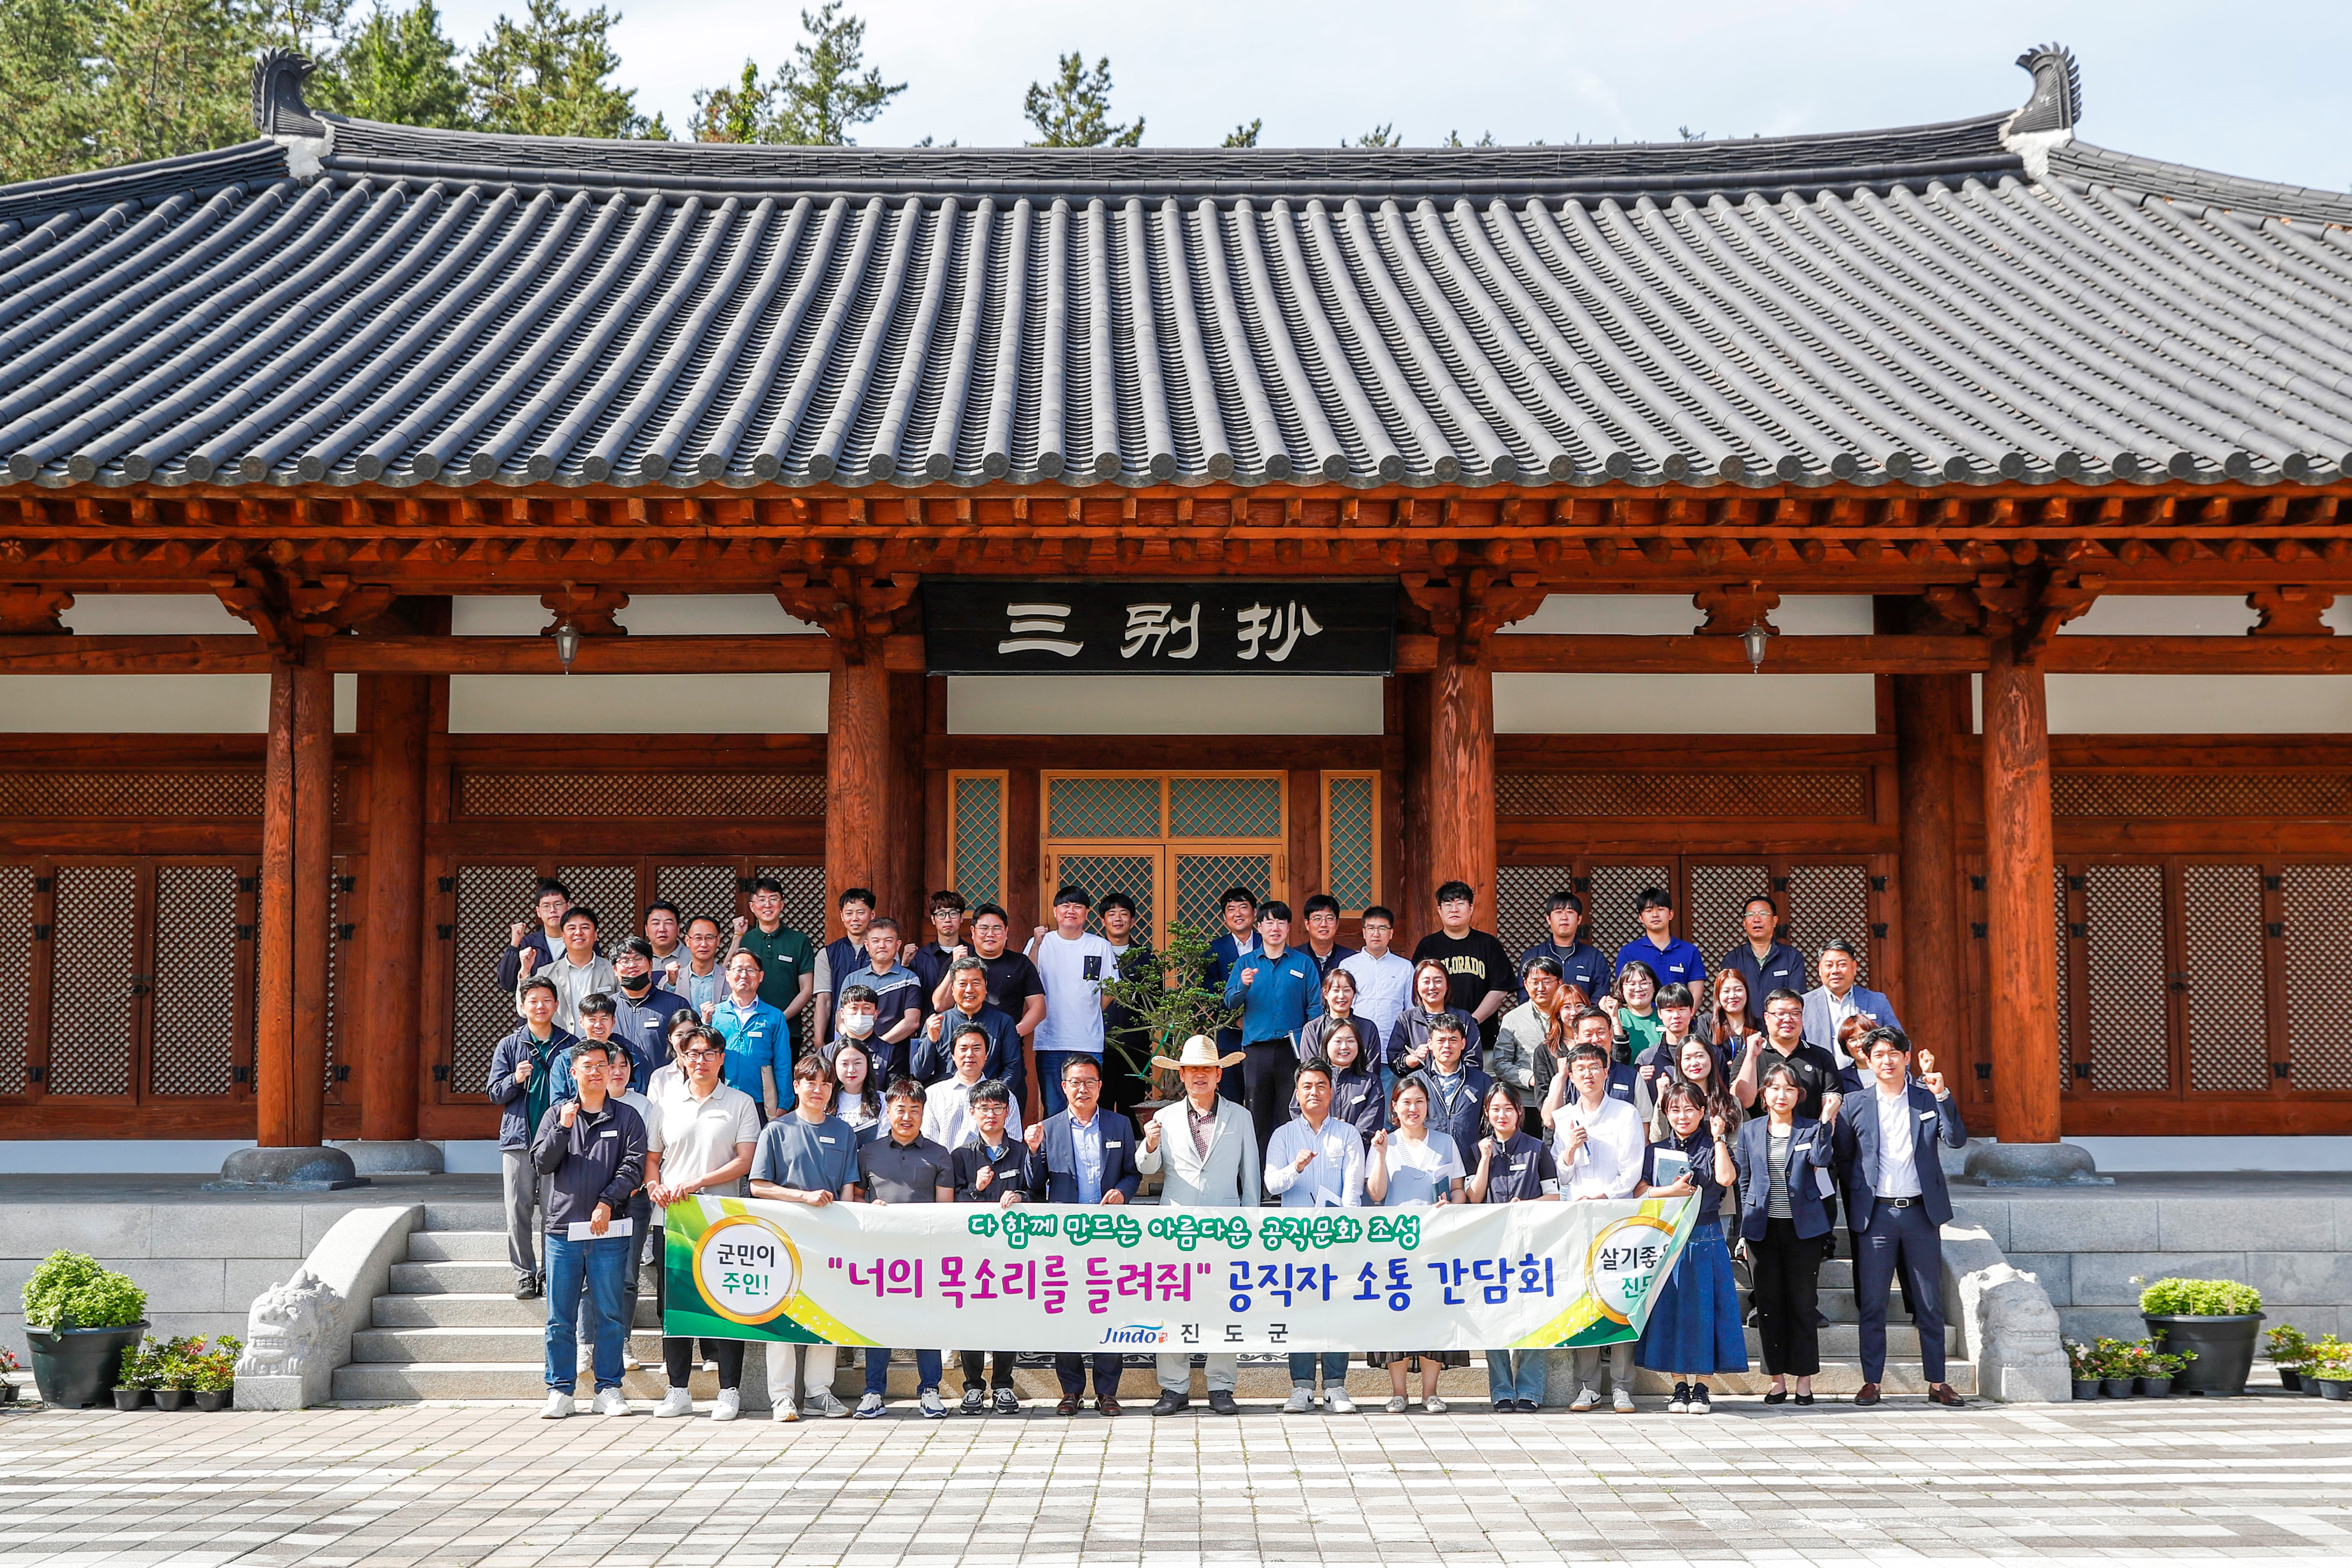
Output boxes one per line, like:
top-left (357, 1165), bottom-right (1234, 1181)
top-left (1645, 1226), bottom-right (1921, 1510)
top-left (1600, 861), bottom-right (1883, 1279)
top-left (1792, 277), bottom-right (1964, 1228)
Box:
top-left (2, 1396), bottom-right (2347, 1566)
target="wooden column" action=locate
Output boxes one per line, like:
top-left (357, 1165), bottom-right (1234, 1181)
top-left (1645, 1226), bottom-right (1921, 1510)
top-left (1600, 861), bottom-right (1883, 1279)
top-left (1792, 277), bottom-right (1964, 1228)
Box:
top-left (290, 654), bottom-right (334, 1149)
top-left (1893, 674), bottom-right (1967, 1072)
top-left (1981, 640), bottom-right (2062, 1144)
top-left (359, 674), bottom-right (428, 1142)
top-left (825, 637), bottom-right (889, 940)
top-left (884, 671), bottom-right (927, 924)
top-left (1421, 635), bottom-right (1497, 931)
top-left (255, 661), bottom-right (298, 1148)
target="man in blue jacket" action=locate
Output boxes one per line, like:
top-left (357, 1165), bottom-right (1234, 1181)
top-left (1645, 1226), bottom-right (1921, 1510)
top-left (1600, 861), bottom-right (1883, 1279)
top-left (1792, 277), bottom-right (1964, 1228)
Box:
top-left (487, 976), bottom-right (577, 1300)
top-left (531, 1038), bottom-right (646, 1419)
top-left (1023, 1056), bottom-right (1143, 1415)
top-left (1401, 1016), bottom-right (1495, 1161)
top-left (1225, 900), bottom-right (1324, 1172)
top-left (1832, 1025), bottom-right (1968, 1409)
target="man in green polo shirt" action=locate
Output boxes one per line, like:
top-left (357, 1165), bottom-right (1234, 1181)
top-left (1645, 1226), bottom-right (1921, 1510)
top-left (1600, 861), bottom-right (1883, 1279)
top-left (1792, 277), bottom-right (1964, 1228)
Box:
top-left (729, 876), bottom-right (815, 1044)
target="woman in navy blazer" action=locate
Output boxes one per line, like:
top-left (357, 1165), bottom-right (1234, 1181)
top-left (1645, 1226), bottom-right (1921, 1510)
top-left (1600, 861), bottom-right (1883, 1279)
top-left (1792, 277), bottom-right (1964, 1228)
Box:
top-left (1733, 1061), bottom-right (1836, 1405)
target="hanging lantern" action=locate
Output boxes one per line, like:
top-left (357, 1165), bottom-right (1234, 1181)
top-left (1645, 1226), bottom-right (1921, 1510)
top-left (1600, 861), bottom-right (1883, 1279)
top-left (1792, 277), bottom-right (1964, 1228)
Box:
top-left (554, 618), bottom-right (582, 673)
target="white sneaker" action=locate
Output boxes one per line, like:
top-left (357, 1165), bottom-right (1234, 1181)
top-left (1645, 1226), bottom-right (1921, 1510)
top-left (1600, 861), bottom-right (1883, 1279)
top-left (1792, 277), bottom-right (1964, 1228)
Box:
top-left (807, 1391), bottom-right (852, 1419)
top-left (653, 1388), bottom-right (694, 1418)
top-left (712, 1388), bottom-right (741, 1422)
top-left (591, 1388), bottom-right (628, 1417)
top-left (1612, 1387), bottom-right (1636, 1414)
top-left (855, 1392), bottom-right (886, 1418)
top-left (1284, 1387), bottom-right (1314, 1413)
top-left (773, 1399), bottom-right (799, 1422)
top-left (1569, 1386), bottom-right (1599, 1413)
top-left (1667, 1383), bottom-right (1691, 1414)
top-left (540, 1391), bottom-right (574, 1419)
top-left (918, 1388), bottom-right (947, 1418)
top-left (1325, 1388), bottom-right (1357, 1415)
top-left (577, 1345), bottom-right (593, 1374)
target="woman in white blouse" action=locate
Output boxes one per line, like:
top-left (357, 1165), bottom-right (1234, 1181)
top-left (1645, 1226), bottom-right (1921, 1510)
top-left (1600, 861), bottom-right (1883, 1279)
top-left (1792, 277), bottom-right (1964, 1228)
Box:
top-left (1365, 1077), bottom-right (1467, 1414)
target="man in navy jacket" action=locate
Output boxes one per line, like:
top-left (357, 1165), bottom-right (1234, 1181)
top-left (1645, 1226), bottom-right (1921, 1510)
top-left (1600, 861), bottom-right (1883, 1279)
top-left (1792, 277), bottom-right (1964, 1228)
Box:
top-left (1022, 1056), bottom-right (1142, 1415)
top-left (487, 976), bottom-right (577, 1299)
top-left (1832, 1025), bottom-right (1968, 1408)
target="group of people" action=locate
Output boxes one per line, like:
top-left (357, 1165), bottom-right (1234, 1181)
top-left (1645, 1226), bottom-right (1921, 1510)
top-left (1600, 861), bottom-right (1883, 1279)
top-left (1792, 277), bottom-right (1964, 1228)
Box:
top-left (489, 874), bottom-right (1968, 1420)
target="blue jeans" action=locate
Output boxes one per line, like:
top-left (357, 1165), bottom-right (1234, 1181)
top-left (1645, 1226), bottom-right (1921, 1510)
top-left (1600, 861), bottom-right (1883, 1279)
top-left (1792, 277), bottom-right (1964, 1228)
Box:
top-left (545, 1231), bottom-right (630, 1392)
top-left (865, 1348), bottom-right (943, 1398)
top-left (1289, 1350), bottom-right (1348, 1389)
top-left (1034, 1051), bottom-right (1096, 1119)
top-left (1486, 1348), bottom-right (1547, 1405)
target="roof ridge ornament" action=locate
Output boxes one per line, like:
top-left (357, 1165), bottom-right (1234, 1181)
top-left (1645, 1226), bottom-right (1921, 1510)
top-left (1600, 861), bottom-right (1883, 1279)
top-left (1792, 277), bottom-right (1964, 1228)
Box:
top-left (252, 49), bottom-right (332, 178)
top-left (2002, 43), bottom-right (2080, 181)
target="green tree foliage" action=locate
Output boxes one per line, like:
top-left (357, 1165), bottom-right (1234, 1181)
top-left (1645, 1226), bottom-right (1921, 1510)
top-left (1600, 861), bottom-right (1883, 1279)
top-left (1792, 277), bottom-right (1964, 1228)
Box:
top-left (1347, 122), bottom-right (1399, 148)
top-left (1441, 128), bottom-right (1496, 148)
top-left (464, 0), bottom-right (662, 139)
top-left (1221, 117), bottom-right (1261, 149)
top-left (691, 4), bottom-right (902, 146)
top-left (0, 0), bottom-right (97, 182)
top-left (83, 0), bottom-right (265, 169)
top-left (1023, 51), bottom-right (1140, 148)
top-left (311, 0), bottom-right (469, 128)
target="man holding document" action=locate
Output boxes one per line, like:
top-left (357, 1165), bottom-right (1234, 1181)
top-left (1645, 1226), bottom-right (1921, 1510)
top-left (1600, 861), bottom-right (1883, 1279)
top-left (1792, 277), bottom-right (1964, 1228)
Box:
top-left (1541, 1041), bottom-right (1646, 1413)
top-left (1263, 1057), bottom-right (1366, 1413)
top-left (531, 1039), bottom-right (647, 1419)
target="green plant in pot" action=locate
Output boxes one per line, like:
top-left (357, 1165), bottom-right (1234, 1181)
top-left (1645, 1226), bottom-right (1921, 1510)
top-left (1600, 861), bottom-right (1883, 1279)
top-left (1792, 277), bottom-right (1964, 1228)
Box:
top-left (190, 1335), bottom-right (241, 1412)
top-left (2092, 1336), bottom-right (2137, 1397)
top-left (2266, 1324), bottom-right (2311, 1393)
top-left (2063, 1338), bottom-right (2100, 1401)
top-left (2137, 1276), bottom-right (2263, 1396)
top-left (0, 1345), bottom-right (19, 1405)
top-left (22, 1251), bottom-right (150, 1411)
top-left (153, 1336), bottom-right (206, 1411)
top-left (2311, 1337), bottom-right (2352, 1402)
top-left (1098, 922), bottom-right (1241, 1109)
top-left (112, 1336), bottom-right (161, 1411)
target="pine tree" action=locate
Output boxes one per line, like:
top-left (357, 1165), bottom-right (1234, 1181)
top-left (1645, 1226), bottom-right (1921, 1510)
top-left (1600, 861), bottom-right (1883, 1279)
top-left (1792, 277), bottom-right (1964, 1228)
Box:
top-left (690, 58), bottom-right (769, 143)
top-left (88, 0), bottom-right (264, 168)
top-left (1221, 117), bottom-right (1261, 149)
top-left (0, 0), bottom-right (98, 182)
top-left (689, 6), bottom-right (902, 147)
top-left (1022, 52), bottom-right (1140, 148)
top-left (464, 0), bottom-right (660, 139)
top-left (312, 0), bottom-right (469, 128)
top-left (1347, 122), bottom-right (1399, 148)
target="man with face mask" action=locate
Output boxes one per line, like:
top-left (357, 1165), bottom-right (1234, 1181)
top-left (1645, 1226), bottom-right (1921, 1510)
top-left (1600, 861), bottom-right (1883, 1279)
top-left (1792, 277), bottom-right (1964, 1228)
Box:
top-left (608, 937), bottom-right (690, 1083)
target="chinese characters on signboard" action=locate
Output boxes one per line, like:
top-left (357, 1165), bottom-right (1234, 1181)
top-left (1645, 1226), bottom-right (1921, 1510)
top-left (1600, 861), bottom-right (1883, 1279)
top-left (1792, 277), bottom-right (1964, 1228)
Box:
top-left (925, 580), bottom-right (1396, 674)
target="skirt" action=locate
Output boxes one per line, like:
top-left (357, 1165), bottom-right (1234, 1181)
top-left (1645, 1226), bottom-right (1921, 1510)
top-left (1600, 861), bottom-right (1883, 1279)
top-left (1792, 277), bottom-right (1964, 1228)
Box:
top-left (1367, 1351), bottom-right (1470, 1369)
top-left (1635, 1220), bottom-right (1750, 1375)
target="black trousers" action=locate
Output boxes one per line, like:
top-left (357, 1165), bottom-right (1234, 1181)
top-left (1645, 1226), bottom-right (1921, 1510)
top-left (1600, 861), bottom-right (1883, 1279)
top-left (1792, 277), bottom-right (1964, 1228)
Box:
top-left (1750, 1219), bottom-right (1824, 1377)
top-left (960, 1349), bottom-right (1018, 1391)
top-left (1242, 1042), bottom-right (1296, 1172)
top-left (1055, 1352), bottom-right (1123, 1401)
top-left (1855, 1199), bottom-right (1948, 1384)
top-left (1848, 1226), bottom-right (1913, 1318)
top-left (663, 1336), bottom-right (743, 1391)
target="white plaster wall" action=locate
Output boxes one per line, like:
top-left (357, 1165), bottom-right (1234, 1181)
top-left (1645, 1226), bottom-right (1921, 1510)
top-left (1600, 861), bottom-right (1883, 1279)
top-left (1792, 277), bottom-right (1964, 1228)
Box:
top-left (1494, 672), bottom-right (1878, 733)
top-left (58, 594), bottom-right (251, 634)
top-left (447, 674), bottom-right (828, 733)
top-left (0, 674), bottom-right (357, 732)
top-left (947, 675), bottom-right (1384, 734)
top-left (451, 594), bottom-right (820, 636)
top-left (1972, 673), bottom-right (2352, 733)
top-left (2058, 595), bottom-right (2259, 637)
top-left (1501, 594), bottom-right (1874, 636)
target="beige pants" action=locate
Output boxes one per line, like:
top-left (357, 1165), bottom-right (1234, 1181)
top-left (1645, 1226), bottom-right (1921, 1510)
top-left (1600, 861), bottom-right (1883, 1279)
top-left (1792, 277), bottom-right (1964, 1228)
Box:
top-left (1158, 1352), bottom-right (1236, 1393)
top-left (1572, 1341), bottom-right (1633, 1392)
top-left (765, 1344), bottom-right (839, 1407)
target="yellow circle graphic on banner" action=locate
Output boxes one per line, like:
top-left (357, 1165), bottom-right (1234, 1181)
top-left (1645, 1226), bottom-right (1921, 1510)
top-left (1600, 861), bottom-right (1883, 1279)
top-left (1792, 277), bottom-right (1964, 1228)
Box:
top-left (692, 1214), bottom-right (801, 1326)
top-left (1584, 1214), bottom-right (1677, 1325)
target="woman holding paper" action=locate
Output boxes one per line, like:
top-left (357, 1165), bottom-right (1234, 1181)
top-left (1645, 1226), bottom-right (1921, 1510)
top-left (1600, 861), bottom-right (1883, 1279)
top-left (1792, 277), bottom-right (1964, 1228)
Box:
top-left (1732, 1061), bottom-right (1836, 1405)
top-left (1632, 1082), bottom-right (1746, 1414)
top-left (1365, 1077), bottom-right (1467, 1413)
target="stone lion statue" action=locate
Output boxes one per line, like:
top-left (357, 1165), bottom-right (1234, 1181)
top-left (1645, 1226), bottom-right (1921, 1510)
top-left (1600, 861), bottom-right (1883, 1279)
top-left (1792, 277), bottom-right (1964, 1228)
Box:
top-left (235, 1267), bottom-right (344, 1380)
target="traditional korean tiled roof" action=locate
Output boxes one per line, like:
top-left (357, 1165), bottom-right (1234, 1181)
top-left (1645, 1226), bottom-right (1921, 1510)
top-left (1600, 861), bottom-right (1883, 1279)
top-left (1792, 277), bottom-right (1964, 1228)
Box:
top-left (3, 45), bottom-right (2350, 492)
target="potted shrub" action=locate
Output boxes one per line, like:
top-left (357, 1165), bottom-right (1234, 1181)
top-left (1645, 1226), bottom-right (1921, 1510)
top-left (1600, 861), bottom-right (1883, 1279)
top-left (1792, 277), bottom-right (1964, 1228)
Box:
top-left (191, 1337), bottom-right (240, 1412)
top-left (153, 1337), bottom-right (203, 1411)
top-left (2267, 1325), bottom-right (2310, 1393)
top-left (1099, 922), bottom-right (1241, 1111)
top-left (2313, 1339), bottom-right (2352, 1402)
top-left (2140, 1349), bottom-right (2185, 1398)
top-left (22, 1251), bottom-right (150, 1411)
top-left (0, 1346), bottom-right (20, 1404)
top-left (2093, 1337), bottom-right (2135, 1397)
top-left (2064, 1339), bottom-right (2100, 1401)
top-left (112, 1336), bottom-right (160, 1411)
top-left (2138, 1276), bottom-right (2263, 1395)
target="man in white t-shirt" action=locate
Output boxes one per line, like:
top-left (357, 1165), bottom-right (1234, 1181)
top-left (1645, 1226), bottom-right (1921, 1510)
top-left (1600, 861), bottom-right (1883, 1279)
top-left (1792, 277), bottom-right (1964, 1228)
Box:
top-left (1542, 1040), bottom-right (1646, 1414)
top-left (1338, 905), bottom-right (1414, 1086)
top-left (1024, 886), bottom-right (1120, 1119)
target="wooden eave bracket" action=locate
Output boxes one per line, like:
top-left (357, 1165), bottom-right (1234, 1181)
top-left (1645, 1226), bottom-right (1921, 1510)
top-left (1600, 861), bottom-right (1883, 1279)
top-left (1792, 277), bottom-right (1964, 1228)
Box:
top-left (211, 570), bottom-right (396, 650)
top-left (1933, 569), bottom-right (2104, 660)
top-left (1693, 580), bottom-right (1782, 636)
top-left (774, 568), bottom-right (918, 660)
top-left (2248, 586), bottom-right (2337, 637)
top-left (0, 584), bottom-right (74, 635)
top-left (540, 583), bottom-right (629, 637)
top-left (1400, 568), bottom-right (1546, 654)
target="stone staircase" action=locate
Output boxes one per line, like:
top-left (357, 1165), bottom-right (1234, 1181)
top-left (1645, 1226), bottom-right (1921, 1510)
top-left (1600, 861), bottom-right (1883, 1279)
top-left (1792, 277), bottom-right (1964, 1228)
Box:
top-left (333, 1207), bottom-right (1973, 1405)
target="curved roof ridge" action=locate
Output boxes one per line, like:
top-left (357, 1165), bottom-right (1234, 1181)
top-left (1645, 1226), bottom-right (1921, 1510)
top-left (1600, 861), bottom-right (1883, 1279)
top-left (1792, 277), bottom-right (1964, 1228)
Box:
top-left (2050, 140), bottom-right (2352, 229)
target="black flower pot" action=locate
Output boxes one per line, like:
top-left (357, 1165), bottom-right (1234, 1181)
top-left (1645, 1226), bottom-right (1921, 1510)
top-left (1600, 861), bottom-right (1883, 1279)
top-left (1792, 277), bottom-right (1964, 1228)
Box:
top-left (26, 1323), bottom-right (149, 1410)
top-left (111, 1387), bottom-right (146, 1411)
top-left (2139, 1377), bottom-right (2173, 1398)
top-left (2099, 1377), bottom-right (2132, 1397)
top-left (2280, 1369), bottom-right (2303, 1392)
top-left (2071, 1379), bottom-right (2099, 1401)
top-left (152, 1388), bottom-right (191, 1411)
top-left (192, 1389), bottom-right (231, 1412)
top-left (2319, 1378), bottom-right (2352, 1403)
top-left (0, 1381), bottom-right (18, 1404)
top-left (2144, 1313), bottom-right (2264, 1397)
top-left (2308, 1375), bottom-right (2326, 1397)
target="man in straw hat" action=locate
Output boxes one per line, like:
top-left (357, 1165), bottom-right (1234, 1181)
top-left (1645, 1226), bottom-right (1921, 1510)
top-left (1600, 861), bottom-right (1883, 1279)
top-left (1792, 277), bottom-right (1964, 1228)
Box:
top-left (1135, 1034), bottom-right (1256, 1416)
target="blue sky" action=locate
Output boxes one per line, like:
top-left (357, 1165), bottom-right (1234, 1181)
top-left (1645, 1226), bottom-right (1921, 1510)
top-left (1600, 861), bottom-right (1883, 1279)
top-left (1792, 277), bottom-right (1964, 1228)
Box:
top-left (424, 0), bottom-right (2352, 191)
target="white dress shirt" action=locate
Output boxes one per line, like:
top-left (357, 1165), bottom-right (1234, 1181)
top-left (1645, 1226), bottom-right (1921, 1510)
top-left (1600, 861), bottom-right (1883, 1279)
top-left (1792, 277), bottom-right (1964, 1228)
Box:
top-left (1338, 950), bottom-right (1415, 1040)
top-left (1553, 1093), bottom-right (1645, 1199)
top-left (1872, 1085), bottom-right (1923, 1198)
top-left (1263, 1115), bottom-right (1366, 1207)
top-left (921, 1075), bottom-right (1022, 1152)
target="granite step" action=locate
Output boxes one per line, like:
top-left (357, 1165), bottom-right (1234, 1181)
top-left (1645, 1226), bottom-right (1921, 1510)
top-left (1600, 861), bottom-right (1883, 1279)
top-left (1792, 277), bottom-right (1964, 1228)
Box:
top-left (388, 1260), bottom-right (523, 1295)
top-left (403, 1231), bottom-right (512, 1264)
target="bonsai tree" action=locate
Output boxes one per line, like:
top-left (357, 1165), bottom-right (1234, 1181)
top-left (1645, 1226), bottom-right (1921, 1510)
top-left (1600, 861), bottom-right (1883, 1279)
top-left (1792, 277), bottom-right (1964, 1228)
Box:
top-left (1098, 921), bottom-right (1240, 1101)
top-left (22, 1251), bottom-right (147, 1330)
top-left (115, 1337), bottom-right (161, 1392)
top-left (2137, 1277), bottom-right (2262, 1316)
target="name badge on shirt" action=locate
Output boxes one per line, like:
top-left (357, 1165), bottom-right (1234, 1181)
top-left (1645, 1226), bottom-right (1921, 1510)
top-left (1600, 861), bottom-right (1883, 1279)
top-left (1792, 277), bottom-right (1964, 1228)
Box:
top-left (1083, 956), bottom-right (1102, 980)
top-left (1105, 1141), bottom-right (1122, 1149)
top-left (819, 1136), bottom-right (837, 1145)
top-left (1919, 1110), bottom-right (1937, 1122)
top-left (597, 1128), bottom-right (617, 1139)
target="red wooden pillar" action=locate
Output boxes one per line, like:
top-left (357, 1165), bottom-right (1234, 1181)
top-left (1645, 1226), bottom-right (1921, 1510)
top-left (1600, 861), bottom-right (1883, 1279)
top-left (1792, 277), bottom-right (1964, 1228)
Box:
top-left (256, 661), bottom-right (298, 1148)
top-left (359, 674), bottom-right (428, 1142)
top-left (826, 636), bottom-right (889, 941)
top-left (1418, 635), bottom-right (1497, 931)
top-left (290, 654), bottom-right (334, 1150)
top-left (1894, 673), bottom-right (1967, 1073)
top-left (1981, 641), bottom-right (2062, 1144)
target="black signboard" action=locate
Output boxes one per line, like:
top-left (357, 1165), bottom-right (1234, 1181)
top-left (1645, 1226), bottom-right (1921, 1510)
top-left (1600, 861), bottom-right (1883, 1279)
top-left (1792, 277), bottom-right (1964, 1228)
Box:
top-left (923, 579), bottom-right (1398, 676)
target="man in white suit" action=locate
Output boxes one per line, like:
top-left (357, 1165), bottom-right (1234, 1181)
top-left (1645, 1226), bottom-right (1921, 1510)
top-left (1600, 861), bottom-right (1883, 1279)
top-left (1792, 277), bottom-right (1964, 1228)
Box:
top-left (1135, 1035), bottom-right (1256, 1416)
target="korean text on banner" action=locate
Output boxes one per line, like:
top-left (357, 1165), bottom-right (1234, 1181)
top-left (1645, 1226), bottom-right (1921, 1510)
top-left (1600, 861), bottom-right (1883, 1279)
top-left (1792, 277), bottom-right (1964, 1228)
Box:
top-left (661, 1197), bottom-right (1698, 1355)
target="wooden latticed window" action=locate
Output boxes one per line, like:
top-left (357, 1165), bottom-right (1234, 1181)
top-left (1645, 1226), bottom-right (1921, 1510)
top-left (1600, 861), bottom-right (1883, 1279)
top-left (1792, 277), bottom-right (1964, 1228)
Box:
top-left (1321, 773), bottom-right (1379, 917)
top-left (451, 863), bottom-right (539, 1096)
top-left (1053, 853), bottom-right (1158, 939)
top-left (0, 864), bottom-right (32, 1096)
top-left (2052, 866), bottom-right (2072, 1084)
top-left (2183, 864), bottom-right (2269, 1094)
top-left (1585, 865), bottom-right (1669, 959)
top-left (149, 863), bottom-right (242, 1097)
top-left (556, 864), bottom-right (640, 939)
top-left (948, 773), bottom-right (1007, 906)
top-left (2282, 865), bottom-right (2352, 1093)
top-left (1496, 866), bottom-right (1574, 962)
top-left (656, 864), bottom-right (742, 931)
top-left (2078, 864), bottom-right (2171, 1093)
top-left (1171, 777), bottom-right (1282, 839)
top-left (48, 863), bottom-right (137, 1097)
top-left (1786, 864), bottom-right (1872, 987)
top-left (755, 865), bottom-right (827, 951)
top-left (1175, 854), bottom-right (1274, 934)
top-left (1041, 773), bottom-right (1286, 945)
top-left (1048, 776), bottom-right (1161, 838)
top-left (1686, 863), bottom-right (1772, 980)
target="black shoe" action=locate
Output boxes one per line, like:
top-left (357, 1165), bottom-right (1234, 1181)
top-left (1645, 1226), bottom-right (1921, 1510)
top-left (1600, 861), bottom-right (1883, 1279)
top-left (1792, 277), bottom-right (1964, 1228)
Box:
top-left (1794, 1392), bottom-right (1814, 1406)
top-left (1207, 1390), bottom-right (1240, 1416)
top-left (514, 1281), bottom-right (541, 1301)
top-left (1150, 1391), bottom-right (1189, 1417)
top-left (1763, 1388), bottom-right (1789, 1405)
top-left (1516, 1399), bottom-right (1542, 1413)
